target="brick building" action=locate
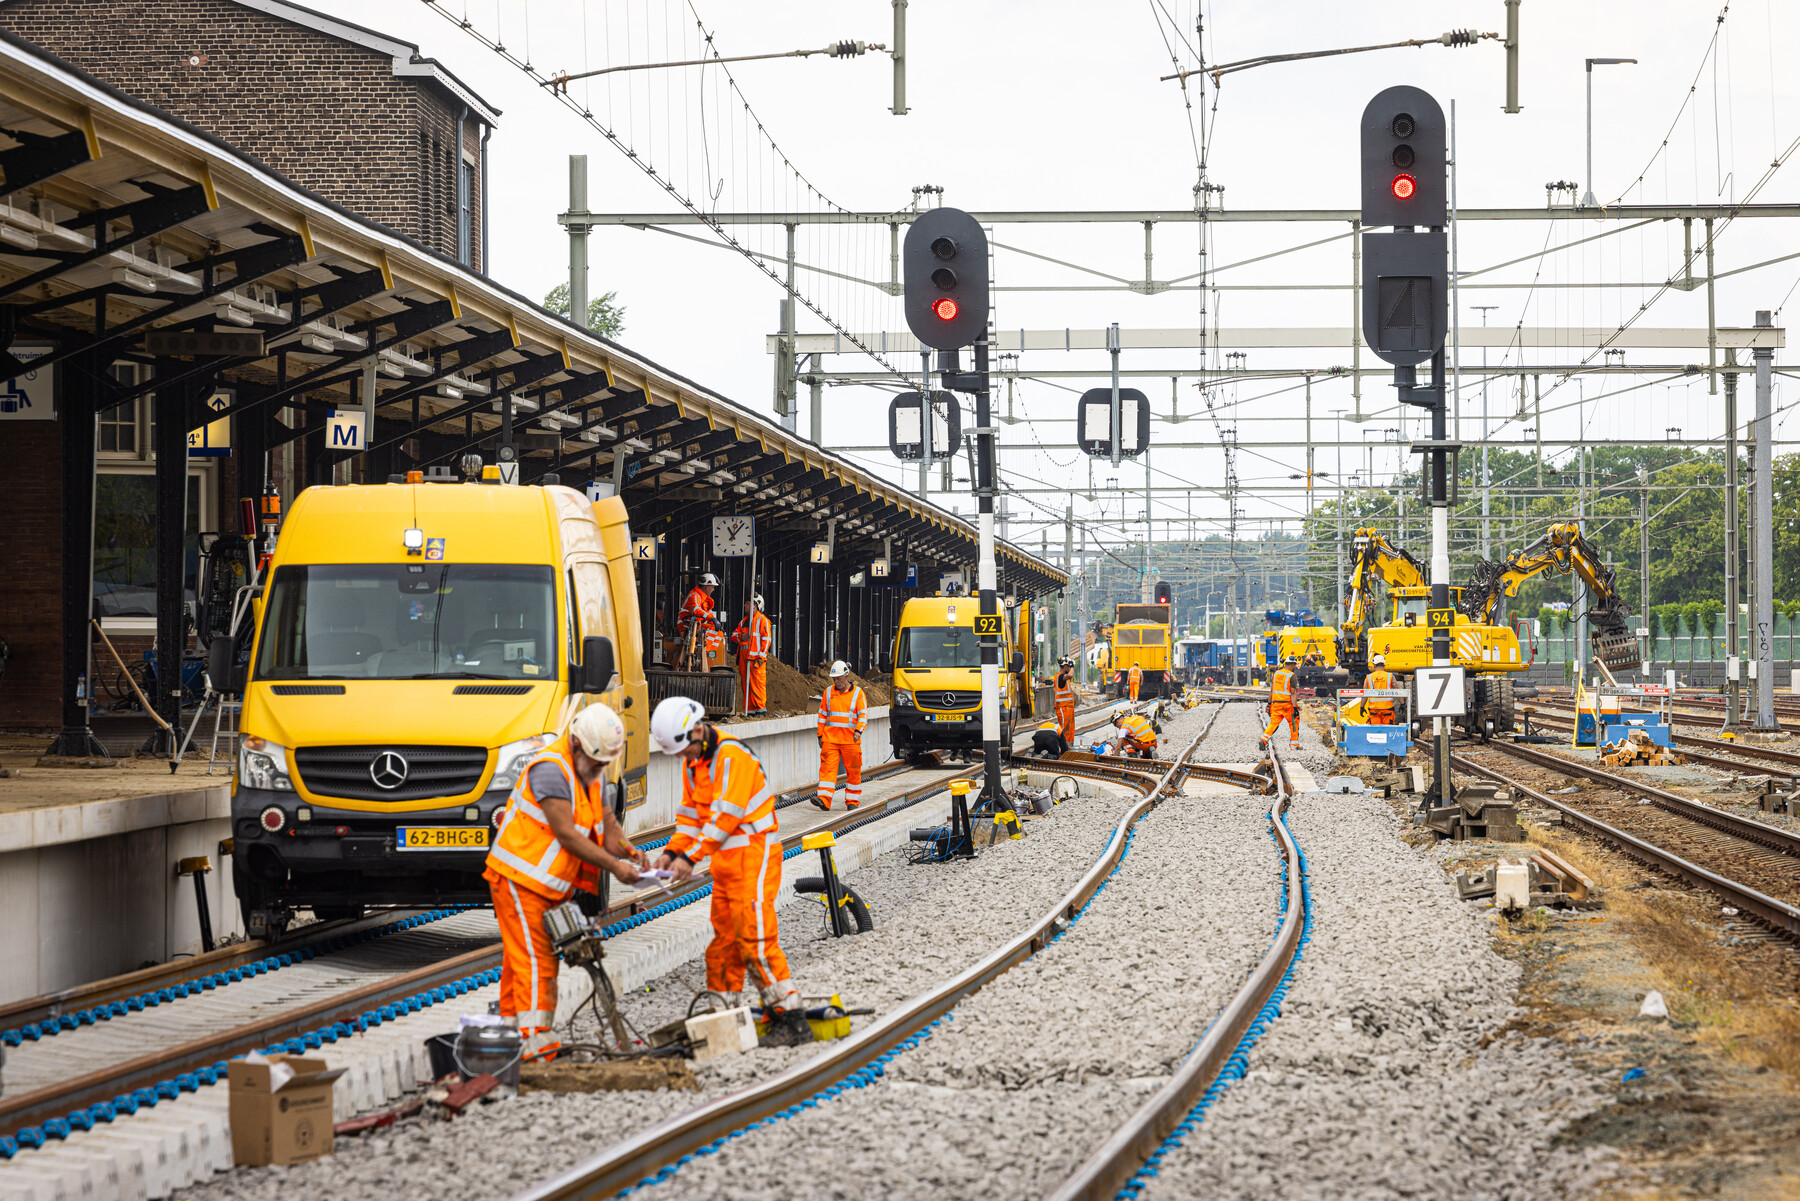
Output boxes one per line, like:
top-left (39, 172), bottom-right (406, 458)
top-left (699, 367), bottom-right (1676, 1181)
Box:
top-left (0, 0), bottom-right (499, 270)
top-left (0, 2), bottom-right (499, 732)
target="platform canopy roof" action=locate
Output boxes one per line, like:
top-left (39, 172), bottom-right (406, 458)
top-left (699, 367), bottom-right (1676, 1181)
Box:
top-left (0, 32), bottom-right (1067, 595)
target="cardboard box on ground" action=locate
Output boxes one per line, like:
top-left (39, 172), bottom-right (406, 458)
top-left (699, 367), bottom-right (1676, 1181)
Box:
top-left (229, 1053), bottom-right (345, 1166)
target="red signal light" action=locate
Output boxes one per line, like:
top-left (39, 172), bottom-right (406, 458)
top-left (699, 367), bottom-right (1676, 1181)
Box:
top-left (931, 297), bottom-right (958, 322)
top-left (1391, 173), bottom-right (1417, 201)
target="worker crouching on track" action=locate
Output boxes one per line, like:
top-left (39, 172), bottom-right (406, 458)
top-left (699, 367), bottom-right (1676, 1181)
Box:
top-left (1031, 716), bottom-right (1068, 758)
top-left (1364, 653), bottom-right (1398, 725)
top-left (1113, 707), bottom-right (1158, 758)
top-left (484, 704), bottom-right (644, 1063)
top-left (1054, 657), bottom-right (1076, 742)
top-left (731, 595), bottom-right (773, 716)
top-left (1127, 662), bottom-right (1143, 702)
top-left (1261, 654), bottom-right (1301, 750)
top-left (650, 697), bottom-right (813, 1047)
top-left (813, 661), bottom-right (867, 811)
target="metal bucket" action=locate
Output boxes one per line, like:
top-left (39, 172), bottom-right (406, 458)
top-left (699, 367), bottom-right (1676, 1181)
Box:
top-left (454, 1023), bottom-right (523, 1097)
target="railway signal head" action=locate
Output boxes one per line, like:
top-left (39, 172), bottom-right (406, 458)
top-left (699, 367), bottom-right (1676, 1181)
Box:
top-left (1360, 86), bottom-right (1446, 229)
top-left (904, 207), bottom-right (989, 350)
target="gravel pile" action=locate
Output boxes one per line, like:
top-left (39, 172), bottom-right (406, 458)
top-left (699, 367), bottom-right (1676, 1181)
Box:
top-left (608, 736), bottom-right (1281, 1199)
top-left (1140, 790), bottom-right (1618, 1201)
top-left (190, 767), bottom-right (1164, 1201)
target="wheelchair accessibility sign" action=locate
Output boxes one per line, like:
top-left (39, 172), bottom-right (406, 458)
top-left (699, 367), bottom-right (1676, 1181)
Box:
top-left (0, 345), bottom-right (54, 420)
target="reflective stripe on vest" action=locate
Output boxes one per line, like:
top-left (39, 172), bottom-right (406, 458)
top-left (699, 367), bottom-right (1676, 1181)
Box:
top-left (1120, 715), bottom-right (1155, 742)
top-left (1270, 669), bottom-right (1295, 703)
top-left (672, 734), bottom-right (779, 859)
top-left (486, 739), bottom-right (602, 898)
top-left (1054, 681), bottom-right (1075, 706)
top-left (818, 685), bottom-right (867, 731)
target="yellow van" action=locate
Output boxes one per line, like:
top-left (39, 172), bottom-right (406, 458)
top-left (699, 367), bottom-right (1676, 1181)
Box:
top-left (887, 595), bottom-right (1025, 762)
top-left (222, 477), bottom-right (645, 937)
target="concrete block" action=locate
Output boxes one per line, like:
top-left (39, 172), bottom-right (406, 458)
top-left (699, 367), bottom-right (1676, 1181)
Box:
top-left (1494, 860), bottom-right (1531, 910)
top-left (72, 1130), bottom-right (174, 1200)
top-left (31, 1145), bottom-right (144, 1201)
top-left (0, 1166), bottom-right (85, 1201)
top-left (685, 1006), bottom-right (757, 1061)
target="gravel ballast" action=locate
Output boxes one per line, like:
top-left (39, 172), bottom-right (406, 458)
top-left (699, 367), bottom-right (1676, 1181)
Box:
top-left (1140, 788), bottom-right (1618, 1201)
top-left (189, 719), bottom-right (1207, 1201)
top-left (595, 701), bottom-right (1284, 1201)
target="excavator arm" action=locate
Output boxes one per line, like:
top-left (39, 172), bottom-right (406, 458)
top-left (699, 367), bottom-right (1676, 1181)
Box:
top-left (1460, 522), bottom-right (1636, 667)
top-left (1338, 528), bottom-right (1427, 670)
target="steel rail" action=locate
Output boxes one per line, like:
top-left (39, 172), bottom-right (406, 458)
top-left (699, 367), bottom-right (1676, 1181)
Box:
top-left (513, 729), bottom-right (1220, 1201)
top-left (1454, 754), bottom-right (1800, 940)
top-left (1048, 749), bottom-right (1303, 1200)
top-left (0, 706), bottom-right (1136, 1141)
top-left (1475, 739), bottom-right (1800, 857)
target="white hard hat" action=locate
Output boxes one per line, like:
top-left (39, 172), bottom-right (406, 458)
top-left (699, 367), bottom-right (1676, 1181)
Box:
top-left (569, 703), bottom-right (626, 763)
top-left (650, 696), bottom-right (706, 755)
top-left (1369, 653), bottom-right (1386, 667)
top-left (829, 660), bottom-right (850, 678)
top-left (699, 573), bottom-right (719, 587)
top-left (753, 594), bottom-right (765, 610)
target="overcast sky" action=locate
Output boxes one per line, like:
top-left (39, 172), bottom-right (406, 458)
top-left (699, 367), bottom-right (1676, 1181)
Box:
top-left (316, 0), bottom-right (1799, 554)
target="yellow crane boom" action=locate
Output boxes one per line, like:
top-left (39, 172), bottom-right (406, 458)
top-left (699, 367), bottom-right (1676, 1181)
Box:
top-left (1458, 521), bottom-right (1637, 668)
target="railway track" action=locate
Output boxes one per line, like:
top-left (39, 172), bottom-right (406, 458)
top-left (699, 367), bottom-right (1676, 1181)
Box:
top-left (516, 708), bottom-right (1309, 1201)
top-left (0, 699), bottom-right (1140, 1160)
top-left (1453, 752), bottom-right (1800, 941)
top-left (1523, 703), bottom-right (1800, 777)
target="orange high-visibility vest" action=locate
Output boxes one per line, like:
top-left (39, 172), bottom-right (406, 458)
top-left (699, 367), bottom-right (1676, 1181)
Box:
top-left (1054, 676), bottom-right (1075, 707)
top-left (1269, 668), bottom-right (1296, 705)
top-left (1118, 715), bottom-right (1156, 745)
top-left (679, 586), bottom-right (716, 628)
top-left (668, 733), bottom-right (777, 862)
top-left (817, 684), bottom-right (867, 744)
top-left (1128, 665), bottom-right (1142, 687)
top-left (734, 611), bottom-right (772, 661)
top-left (1365, 668), bottom-right (1397, 711)
top-left (486, 737), bottom-right (604, 900)
top-left (1038, 718), bottom-right (1061, 732)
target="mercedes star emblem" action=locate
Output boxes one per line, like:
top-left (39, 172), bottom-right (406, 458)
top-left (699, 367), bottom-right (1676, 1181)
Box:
top-left (369, 750), bottom-right (410, 790)
top-left (940, 693), bottom-right (957, 708)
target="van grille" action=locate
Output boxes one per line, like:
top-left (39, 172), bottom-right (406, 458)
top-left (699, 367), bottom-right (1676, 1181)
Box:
top-left (293, 745), bottom-right (490, 802)
top-left (917, 690), bottom-right (981, 711)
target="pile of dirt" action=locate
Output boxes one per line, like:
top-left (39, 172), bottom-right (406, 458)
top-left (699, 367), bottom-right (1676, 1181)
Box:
top-left (759, 659), bottom-right (895, 717)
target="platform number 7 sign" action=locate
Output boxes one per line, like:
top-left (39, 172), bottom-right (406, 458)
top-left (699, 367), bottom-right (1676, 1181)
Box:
top-left (1413, 666), bottom-right (1466, 717)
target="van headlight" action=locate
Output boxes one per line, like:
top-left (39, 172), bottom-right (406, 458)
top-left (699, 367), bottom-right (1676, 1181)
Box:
top-left (240, 736), bottom-right (293, 791)
top-left (894, 689), bottom-right (915, 708)
top-left (491, 733), bottom-right (556, 792)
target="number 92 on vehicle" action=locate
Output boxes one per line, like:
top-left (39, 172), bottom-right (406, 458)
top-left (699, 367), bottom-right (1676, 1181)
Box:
top-left (396, 826), bottom-right (490, 851)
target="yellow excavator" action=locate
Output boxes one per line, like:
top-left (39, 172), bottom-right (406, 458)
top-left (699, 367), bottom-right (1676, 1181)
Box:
top-left (1457, 521), bottom-right (1638, 670)
top-left (1337, 527), bottom-right (1531, 738)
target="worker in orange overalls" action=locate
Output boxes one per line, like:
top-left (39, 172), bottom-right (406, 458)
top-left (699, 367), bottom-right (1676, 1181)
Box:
top-left (1127, 662), bottom-right (1143, 701)
top-left (650, 697), bottom-right (812, 1047)
top-left (813, 661), bottom-right (868, 810)
top-left (730, 595), bottom-right (773, 715)
top-left (1363, 653), bottom-right (1398, 725)
top-left (678, 573), bottom-right (719, 636)
top-left (1053, 657), bottom-right (1077, 743)
top-left (1113, 708), bottom-right (1158, 758)
top-left (1261, 654), bottom-right (1301, 750)
top-left (484, 705), bottom-right (644, 1063)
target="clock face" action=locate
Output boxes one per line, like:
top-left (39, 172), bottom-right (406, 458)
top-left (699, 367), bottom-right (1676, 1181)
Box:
top-left (711, 514), bottom-right (755, 558)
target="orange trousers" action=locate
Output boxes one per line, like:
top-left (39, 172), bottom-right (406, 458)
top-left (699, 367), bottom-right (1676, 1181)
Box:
top-left (818, 738), bottom-right (863, 808)
top-left (486, 870), bottom-right (563, 1061)
top-left (706, 836), bottom-right (791, 995)
top-left (1366, 708), bottom-right (1396, 726)
top-left (1056, 703), bottom-right (1075, 742)
top-left (1121, 735), bottom-right (1156, 759)
top-left (1263, 703), bottom-right (1300, 745)
top-left (738, 656), bottom-right (767, 713)
top-left (1128, 677), bottom-right (1141, 701)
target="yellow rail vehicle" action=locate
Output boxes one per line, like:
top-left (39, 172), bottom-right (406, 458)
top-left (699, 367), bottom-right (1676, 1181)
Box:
top-left (1109, 602), bottom-right (1172, 698)
top-left (229, 478), bottom-right (646, 938)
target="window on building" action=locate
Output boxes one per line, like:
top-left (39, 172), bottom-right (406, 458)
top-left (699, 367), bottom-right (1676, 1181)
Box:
top-left (94, 471), bottom-right (203, 620)
top-left (98, 398), bottom-right (138, 454)
top-left (457, 158), bottom-right (473, 265)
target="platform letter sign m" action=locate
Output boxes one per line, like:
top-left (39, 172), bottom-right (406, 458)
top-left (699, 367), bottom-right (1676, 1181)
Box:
top-left (327, 410), bottom-right (364, 451)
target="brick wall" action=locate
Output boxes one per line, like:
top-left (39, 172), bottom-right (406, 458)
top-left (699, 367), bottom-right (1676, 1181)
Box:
top-left (0, 421), bottom-right (62, 728)
top-left (0, 0), bottom-right (484, 268)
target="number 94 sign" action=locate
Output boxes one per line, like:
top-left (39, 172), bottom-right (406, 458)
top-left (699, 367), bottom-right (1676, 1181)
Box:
top-left (1413, 666), bottom-right (1466, 717)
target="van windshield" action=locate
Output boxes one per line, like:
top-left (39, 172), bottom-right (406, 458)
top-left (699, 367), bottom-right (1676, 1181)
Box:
top-left (255, 564), bottom-right (558, 681)
top-left (897, 626), bottom-right (980, 669)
